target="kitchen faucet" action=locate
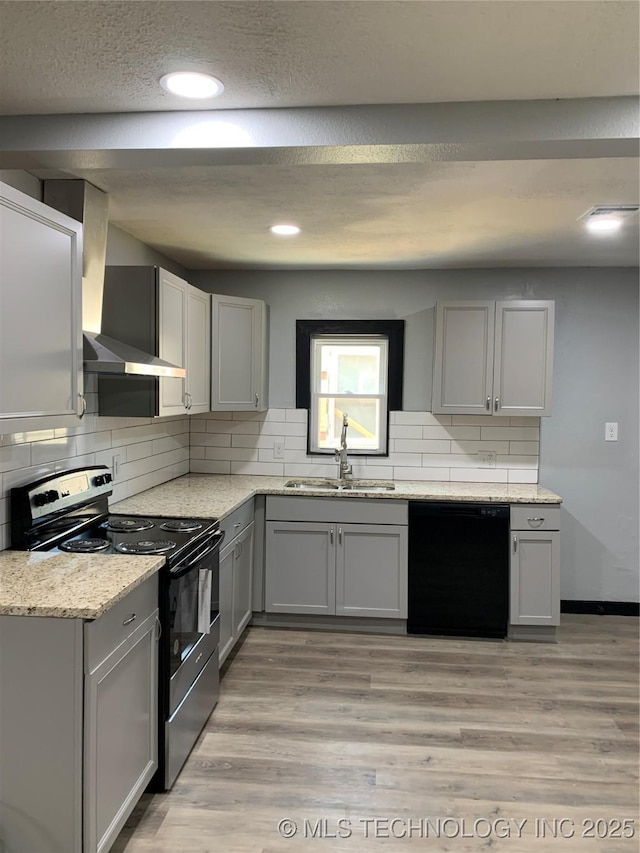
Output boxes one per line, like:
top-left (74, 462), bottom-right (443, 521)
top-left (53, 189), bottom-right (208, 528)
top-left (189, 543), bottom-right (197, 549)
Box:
top-left (334, 412), bottom-right (353, 479)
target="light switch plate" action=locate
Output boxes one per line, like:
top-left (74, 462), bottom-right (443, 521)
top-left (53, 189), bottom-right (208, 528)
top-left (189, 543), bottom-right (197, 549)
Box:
top-left (273, 439), bottom-right (285, 460)
top-left (605, 423), bottom-right (618, 442)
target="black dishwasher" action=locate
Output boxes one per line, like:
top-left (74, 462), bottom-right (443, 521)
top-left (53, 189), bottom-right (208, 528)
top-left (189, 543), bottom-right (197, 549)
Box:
top-left (407, 502), bottom-right (509, 638)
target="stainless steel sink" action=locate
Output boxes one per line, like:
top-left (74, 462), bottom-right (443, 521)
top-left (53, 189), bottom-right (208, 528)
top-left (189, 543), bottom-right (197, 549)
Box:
top-left (284, 479), bottom-right (395, 493)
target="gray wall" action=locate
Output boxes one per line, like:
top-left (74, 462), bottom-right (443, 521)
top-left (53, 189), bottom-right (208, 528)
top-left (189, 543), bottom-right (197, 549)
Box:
top-left (191, 267), bottom-right (640, 604)
top-left (106, 224), bottom-right (188, 278)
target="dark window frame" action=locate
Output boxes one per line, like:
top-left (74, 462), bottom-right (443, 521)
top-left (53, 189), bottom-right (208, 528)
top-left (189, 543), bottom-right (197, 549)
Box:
top-left (296, 319), bottom-right (405, 456)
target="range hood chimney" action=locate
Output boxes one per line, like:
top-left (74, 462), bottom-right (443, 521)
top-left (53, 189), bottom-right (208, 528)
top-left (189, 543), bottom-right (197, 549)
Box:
top-left (43, 180), bottom-right (186, 378)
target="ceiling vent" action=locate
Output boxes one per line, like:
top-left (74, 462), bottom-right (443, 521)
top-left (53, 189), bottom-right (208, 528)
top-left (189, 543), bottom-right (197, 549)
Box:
top-left (578, 204), bottom-right (639, 223)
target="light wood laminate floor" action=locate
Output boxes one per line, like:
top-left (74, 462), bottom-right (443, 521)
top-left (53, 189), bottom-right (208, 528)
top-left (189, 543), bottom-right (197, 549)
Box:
top-left (114, 616), bottom-right (639, 852)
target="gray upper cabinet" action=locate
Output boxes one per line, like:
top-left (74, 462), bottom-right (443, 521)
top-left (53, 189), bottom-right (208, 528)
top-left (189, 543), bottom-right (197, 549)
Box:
top-left (432, 300), bottom-right (554, 417)
top-left (0, 180), bottom-right (84, 432)
top-left (211, 294), bottom-right (268, 412)
top-left (99, 267), bottom-right (210, 417)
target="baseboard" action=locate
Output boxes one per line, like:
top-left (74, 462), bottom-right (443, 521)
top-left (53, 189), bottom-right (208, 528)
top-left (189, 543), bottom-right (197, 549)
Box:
top-left (561, 600), bottom-right (639, 617)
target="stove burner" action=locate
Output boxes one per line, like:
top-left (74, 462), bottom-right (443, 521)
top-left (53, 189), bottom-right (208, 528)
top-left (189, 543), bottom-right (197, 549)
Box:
top-left (103, 518), bottom-right (154, 533)
top-left (160, 520), bottom-right (204, 533)
top-left (115, 540), bottom-right (177, 555)
top-left (60, 538), bottom-right (110, 553)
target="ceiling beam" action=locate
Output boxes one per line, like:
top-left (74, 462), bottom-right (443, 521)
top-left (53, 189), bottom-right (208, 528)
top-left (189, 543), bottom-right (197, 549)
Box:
top-left (0, 98), bottom-right (637, 171)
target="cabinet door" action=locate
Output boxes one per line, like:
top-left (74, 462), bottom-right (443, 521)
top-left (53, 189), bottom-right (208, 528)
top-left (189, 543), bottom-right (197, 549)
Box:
top-left (158, 269), bottom-right (188, 416)
top-left (84, 611), bottom-right (158, 853)
top-left (0, 181), bottom-right (83, 430)
top-left (432, 301), bottom-right (494, 415)
top-left (510, 530), bottom-right (560, 626)
top-left (211, 294), bottom-right (268, 411)
top-left (186, 285), bottom-right (211, 414)
top-left (265, 521), bottom-right (335, 614)
top-left (219, 541), bottom-right (235, 666)
top-left (232, 522), bottom-right (254, 638)
top-left (336, 524), bottom-right (408, 618)
top-left (494, 301), bottom-right (554, 416)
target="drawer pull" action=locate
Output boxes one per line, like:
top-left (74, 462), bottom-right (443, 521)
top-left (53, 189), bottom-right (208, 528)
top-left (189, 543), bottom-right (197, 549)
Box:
top-left (122, 614), bottom-right (136, 626)
top-left (234, 522), bottom-right (242, 528)
top-left (527, 517), bottom-right (545, 524)
top-left (513, 534), bottom-right (518, 554)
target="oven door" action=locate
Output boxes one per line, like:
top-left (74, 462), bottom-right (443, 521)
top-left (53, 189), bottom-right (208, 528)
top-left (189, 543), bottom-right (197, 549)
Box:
top-left (167, 529), bottom-right (223, 716)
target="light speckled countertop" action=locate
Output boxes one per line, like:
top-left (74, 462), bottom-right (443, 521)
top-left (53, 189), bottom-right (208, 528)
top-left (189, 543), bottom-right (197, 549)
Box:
top-left (0, 551), bottom-right (164, 619)
top-left (112, 474), bottom-right (562, 520)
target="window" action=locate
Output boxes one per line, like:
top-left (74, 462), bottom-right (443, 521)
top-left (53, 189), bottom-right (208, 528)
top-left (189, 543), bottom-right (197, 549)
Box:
top-left (311, 336), bottom-right (388, 454)
top-left (296, 320), bottom-right (405, 456)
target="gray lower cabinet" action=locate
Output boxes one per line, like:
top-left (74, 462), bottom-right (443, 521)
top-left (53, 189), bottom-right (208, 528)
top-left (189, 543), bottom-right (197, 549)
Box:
top-left (265, 522), bottom-right (335, 615)
top-left (265, 512), bottom-right (408, 619)
top-left (0, 575), bottom-right (159, 853)
top-left (510, 506), bottom-right (561, 627)
top-left (219, 520), bottom-right (255, 665)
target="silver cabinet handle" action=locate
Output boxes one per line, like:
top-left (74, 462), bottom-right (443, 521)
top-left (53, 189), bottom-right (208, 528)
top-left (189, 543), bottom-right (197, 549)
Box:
top-left (254, 393), bottom-right (259, 408)
top-left (513, 534), bottom-right (518, 554)
top-left (234, 522), bottom-right (242, 529)
top-left (527, 517), bottom-right (545, 524)
top-left (494, 397), bottom-right (499, 412)
top-left (78, 393), bottom-right (86, 418)
top-left (338, 527), bottom-right (343, 545)
top-left (330, 528), bottom-right (334, 544)
top-left (122, 613), bottom-right (136, 626)
top-left (485, 396), bottom-right (490, 411)
top-left (155, 615), bottom-right (162, 641)
top-left (186, 392), bottom-right (193, 410)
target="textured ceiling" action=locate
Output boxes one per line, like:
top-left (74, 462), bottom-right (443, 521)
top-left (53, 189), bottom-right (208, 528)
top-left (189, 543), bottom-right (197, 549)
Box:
top-left (0, 0), bottom-right (638, 268)
top-left (0, 1), bottom-right (638, 115)
top-left (76, 159), bottom-right (638, 269)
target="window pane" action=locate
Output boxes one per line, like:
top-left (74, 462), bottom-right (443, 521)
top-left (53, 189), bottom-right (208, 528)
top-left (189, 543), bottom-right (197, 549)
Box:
top-left (313, 337), bottom-right (387, 395)
top-left (316, 397), bottom-right (381, 451)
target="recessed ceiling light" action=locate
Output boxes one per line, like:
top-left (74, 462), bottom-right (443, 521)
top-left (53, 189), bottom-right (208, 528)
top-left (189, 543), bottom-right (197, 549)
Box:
top-left (585, 217), bottom-right (623, 234)
top-left (160, 72), bottom-right (224, 99)
top-left (270, 224), bottom-right (301, 236)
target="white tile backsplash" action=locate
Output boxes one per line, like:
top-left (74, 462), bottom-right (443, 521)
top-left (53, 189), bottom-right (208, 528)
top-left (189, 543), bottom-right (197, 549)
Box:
top-left (1, 402), bottom-right (541, 550)
top-left (0, 389), bottom-right (190, 549)
top-left (190, 409), bottom-right (540, 485)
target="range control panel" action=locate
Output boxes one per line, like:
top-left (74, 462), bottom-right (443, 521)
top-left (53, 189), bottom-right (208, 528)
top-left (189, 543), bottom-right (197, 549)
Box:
top-left (26, 466), bottom-right (113, 520)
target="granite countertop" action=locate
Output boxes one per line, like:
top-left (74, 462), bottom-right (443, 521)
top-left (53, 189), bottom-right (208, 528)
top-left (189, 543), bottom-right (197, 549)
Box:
top-left (0, 551), bottom-right (164, 619)
top-left (112, 474), bottom-right (562, 520)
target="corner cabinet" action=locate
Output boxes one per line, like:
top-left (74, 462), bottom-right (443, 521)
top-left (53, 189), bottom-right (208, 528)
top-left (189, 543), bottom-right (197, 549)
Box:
top-left (432, 300), bottom-right (554, 417)
top-left (210, 294), bottom-right (268, 412)
top-left (98, 267), bottom-right (210, 417)
top-left (0, 575), bottom-right (159, 853)
top-left (509, 505), bottom-right (560, 639)
top-left (265, 497), bottom-right (408, 620)
top-left (0, 180), bottom-right (84, 432)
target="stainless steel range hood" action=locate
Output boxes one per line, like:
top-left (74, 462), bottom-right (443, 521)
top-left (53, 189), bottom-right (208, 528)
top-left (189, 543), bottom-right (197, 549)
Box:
top-left (43, 180), bottom-right (186, 378)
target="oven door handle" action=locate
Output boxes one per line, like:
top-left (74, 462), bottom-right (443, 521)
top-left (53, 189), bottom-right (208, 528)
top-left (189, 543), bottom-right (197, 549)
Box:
top-left (170, 530), bottom-right (226, 578)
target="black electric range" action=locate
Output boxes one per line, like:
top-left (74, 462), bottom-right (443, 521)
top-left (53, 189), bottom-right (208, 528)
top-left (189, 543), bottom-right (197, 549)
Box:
top-left (10, 465), bottom-right (224, 790)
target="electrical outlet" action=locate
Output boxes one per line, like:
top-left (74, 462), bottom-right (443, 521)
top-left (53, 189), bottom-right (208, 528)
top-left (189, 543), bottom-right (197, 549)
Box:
top-left (479, 451), bottom-right (497, 468)
top-left (112, 453), bottom-right (123, 481)
top-left (273, 439), bottom-right (285, 460)
top-left (605, 422), bottom-right (618, 442)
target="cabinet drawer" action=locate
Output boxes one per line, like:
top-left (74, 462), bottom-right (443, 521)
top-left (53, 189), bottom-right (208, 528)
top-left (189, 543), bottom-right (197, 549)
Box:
top-left (511, 505), bottom-right (560, 531)
top-left (220, 497), bottom-right (255, 542)
top-left (266, 495), bottom-right (407, 525)
top-left (85, 574), bottom-right (158, 673)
